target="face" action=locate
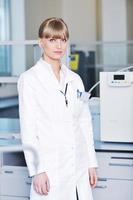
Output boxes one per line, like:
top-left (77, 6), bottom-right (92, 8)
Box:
top-left (40, 36), bottom-right (68, 62)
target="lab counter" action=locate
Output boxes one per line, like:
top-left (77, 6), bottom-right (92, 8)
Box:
top-left (0, 140), bottom-right (30, 200)
top-left (0, 133), bottom-right (21, 146)
top-left (0, 138), bottom-right (132, 200)
top-left (93, 140), bottom-right (133, 200)
top-left (95, 140), bottom-right (133, 152)
top-left (0, 134), bottom-right (133, 150)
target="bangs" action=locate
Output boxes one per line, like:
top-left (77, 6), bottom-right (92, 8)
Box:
top-left (44, 29), bottom-right (68, 40)
top-left (39, 18), bottom-right (69, 39)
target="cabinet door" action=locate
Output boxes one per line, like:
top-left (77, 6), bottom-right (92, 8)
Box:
top-left (96, 152), bottom-right (133, 179)
top-left (93, 179), bottom-right (133, 200)
top-left (0, 197), bottom-right (30, 200)
top-left (0, 167), bottom-right (31, 197)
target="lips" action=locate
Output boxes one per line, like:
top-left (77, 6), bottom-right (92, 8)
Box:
top-left (53, 51), bottom-right (63, 54)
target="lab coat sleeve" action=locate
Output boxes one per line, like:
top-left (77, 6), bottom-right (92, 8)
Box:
top-left (17, 74), bottom-right (46, 177)
top-left (78, 78), bottom-right (98, 168)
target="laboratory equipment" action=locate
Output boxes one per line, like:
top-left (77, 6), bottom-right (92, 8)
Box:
top-left (70, 49), bottom-right (96, 95)
top-left (100, 72), bottom-right (133, 143)
top-left (0, 144), bottom-right (39, 200)
top-left (89, 97), bottom-right (100, 141)
top-left (0, 77), bottom-right (20, 135)
top-left (93, 149), bottom-right (133, 200)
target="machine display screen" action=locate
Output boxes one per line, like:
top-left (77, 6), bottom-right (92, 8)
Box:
top-left (114, 74), bottom-right (125, 80)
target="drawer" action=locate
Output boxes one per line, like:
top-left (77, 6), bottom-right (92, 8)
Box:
top-left (0, 166), bottom-right (31, 197)
top-left (92, 179), bottom-right (133, 200)
top-left (96, 152), bottom-right (133, 179)
top-left (1, 166), bottom-right (29, 176)
top-left (0, 196), bottom-right (30, 200)
top-left (2, 152), bottom-right (26, 167)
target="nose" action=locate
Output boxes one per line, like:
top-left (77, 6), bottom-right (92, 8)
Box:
top-left (56, 39), bottom-right (62, 48)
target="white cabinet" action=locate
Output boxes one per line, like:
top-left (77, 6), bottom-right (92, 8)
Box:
top-left (0, 197), bottom-right (30, 200)
top-left (93, 151), bottom-right (133, 200)
top-left (93, 179), bottom-right (133, 200)
top-left (0, 166), bottom-right (31, 198)
top-left (95, 152), bottom-right (133, 179)
top-left (0, 151), bottom-right (31, 199)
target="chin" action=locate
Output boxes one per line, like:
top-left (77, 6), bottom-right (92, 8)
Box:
top-left (53, 56), bottom-right (63, 60)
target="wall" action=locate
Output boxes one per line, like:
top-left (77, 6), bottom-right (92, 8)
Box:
top-left (96, 0), bottom-right (128, 66)
top-left (24, 0), bottom-right (63, 69)
top-left (127, 0), bottom-right (133, 40)
top-left (62, 0), bottom-right (97, 44)
top-left (100, 0), bottom-right (127, 41)
top-left (25, 0), bottom-right (63, 40)
top-left (127, 0), bottom-right (133, 64)
top-left (96, 0), bottom-right (102, 41)
top-left (24, 0), bottom-right (97, 43)
top-left (11, 0), bottom-right (26, 75)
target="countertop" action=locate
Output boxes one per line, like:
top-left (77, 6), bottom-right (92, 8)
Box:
top-left (0, 135), bottom-right (133, 153)
top-left (95, 140), bottom-right (133, 152)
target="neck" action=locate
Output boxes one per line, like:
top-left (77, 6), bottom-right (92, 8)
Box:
top-left (43, 54), bottom-right (61, 74)
top-left (43, 54), bottom-right (61, 82)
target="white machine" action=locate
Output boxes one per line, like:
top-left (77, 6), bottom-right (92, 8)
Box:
top-left (100, 72), bottom-right (133, 143)
top-left (89, 97), bottom-right (100, 141)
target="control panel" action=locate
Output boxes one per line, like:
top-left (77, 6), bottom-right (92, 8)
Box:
top-left (108, 72), bottom-right (131, 87)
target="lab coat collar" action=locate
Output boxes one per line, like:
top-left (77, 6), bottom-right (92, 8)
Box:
top-left (37, 57), bottom-right (75, 84)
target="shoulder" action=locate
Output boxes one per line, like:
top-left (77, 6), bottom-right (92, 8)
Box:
top-left (68, 67), bottom-right (80, 79)
top-left (17, 62), bottom-right (40, 90)
top-left (66, 67), bottom-right (84, 90)
top-left (63, 64), bottom-right (83, 82)
top-left (18, 60), bottom-right (41, 83)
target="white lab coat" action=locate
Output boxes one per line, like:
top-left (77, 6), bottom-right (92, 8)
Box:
top-left (17, 58), bottom-right (98, 200)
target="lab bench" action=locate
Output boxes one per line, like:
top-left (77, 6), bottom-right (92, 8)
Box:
top-left (0, 139), bottom-right (133, 200)
top-left (92, 141), bottom-right (133, 200)
top-left (0, 138), bottom-right (31, 200)
top-left (0, 166), bottom-right (31, 200)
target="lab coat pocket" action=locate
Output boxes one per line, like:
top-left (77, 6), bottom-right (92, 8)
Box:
top-left (44, 151), bottom-right (58, 186)
top-left (74, 98), bottom-right (84, 118)
top-left (46, 168), bottom-right (58, 187)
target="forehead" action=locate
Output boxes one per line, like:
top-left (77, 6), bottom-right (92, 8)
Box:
top-left (43, 21), bottom-right (68, 39)
top-left (44, 30), bottom-right (67, 39)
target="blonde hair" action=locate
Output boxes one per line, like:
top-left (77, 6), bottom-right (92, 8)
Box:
top-left (38, 17), bottom-right (69, 40)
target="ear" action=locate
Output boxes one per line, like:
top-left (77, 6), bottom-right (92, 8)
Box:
top-left (38, 38), bottom-right (44, 48)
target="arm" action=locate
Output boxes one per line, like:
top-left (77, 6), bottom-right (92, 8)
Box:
top-left (78, 78), bottom-right (98, 168)
top-left (79, 100), bottom-right (98, 168)
top-left (78, 78), bottom-right (98, 187)
top-left (18, 74), bottom-right (50, 195)
top-left (17, 74), bottom-right (46, 177)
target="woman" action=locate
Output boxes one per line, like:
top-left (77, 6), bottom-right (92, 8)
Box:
top-left (18, 17), bottom-right (98, 200)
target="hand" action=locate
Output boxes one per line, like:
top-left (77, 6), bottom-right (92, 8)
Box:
top-left (88, 168), bottom-right (97, 188)
top-left (33, 172), bottom-right (50, 195)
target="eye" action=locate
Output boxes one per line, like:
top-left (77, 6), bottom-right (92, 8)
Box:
top-left (61, 38), bottom-right (67, 43)
top-left (49, 38), bottom-right (56, 42)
